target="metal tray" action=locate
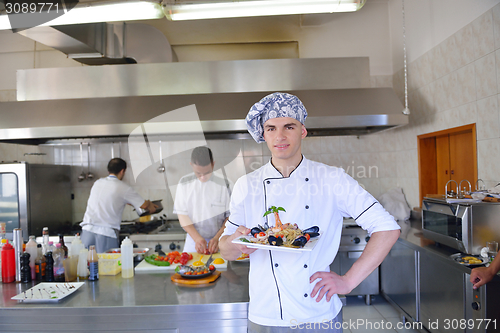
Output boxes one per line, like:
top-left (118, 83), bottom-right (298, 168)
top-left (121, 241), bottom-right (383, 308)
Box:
top-left (450, 253), bottom-right (488, 266)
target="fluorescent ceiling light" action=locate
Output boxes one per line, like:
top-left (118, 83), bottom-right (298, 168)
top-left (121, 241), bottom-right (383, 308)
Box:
top-left (163, 0), bottom-right (366, 21)
top-left (0, 1), bottom-right (164, 30)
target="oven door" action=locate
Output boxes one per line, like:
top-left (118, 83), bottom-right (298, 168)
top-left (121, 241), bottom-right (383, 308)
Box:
top-left (422, 200), bottom-right (471, 253)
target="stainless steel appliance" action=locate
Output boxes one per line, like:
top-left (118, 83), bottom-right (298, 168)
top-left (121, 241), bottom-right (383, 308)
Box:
top-left (422, 197), bottom-right (500, 255)
top-left (331, 218), bottom-right (379, 305)
top-left (0, 162), bottom-right (72, 241)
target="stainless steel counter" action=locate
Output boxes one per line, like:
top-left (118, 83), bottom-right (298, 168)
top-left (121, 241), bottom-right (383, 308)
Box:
top-left (0, 261), bottom-right (250, 332)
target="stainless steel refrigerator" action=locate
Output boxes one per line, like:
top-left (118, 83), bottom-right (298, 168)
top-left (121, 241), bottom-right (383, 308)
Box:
top-left (0, 162), bottom-right (72, 241)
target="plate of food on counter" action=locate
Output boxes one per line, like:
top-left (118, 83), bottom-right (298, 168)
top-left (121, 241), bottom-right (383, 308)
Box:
top-left (450, 253), bottom-right (488, 266)
top-left (174, 264), bottom-right (216, 279)
top-left (235, 253), bottom-right (250, 261)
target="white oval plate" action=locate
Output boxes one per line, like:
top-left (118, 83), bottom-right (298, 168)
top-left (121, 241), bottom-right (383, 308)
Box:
top-left (231, 234), bottom-right (320, 252)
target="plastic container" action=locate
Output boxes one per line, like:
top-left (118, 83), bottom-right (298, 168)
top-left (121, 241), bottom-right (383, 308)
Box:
top-left (121, 237), bottom-right (134, 279)
top-left (97, 253), bottom-right (122, 275)
top-left (52, 243), bottom-right (65, 282)
top-left (70, 234), bottom-right (83, 258)
top-left (77, 248), bottom-right (89, 279)
top-left (25, 235), bottom-right (38, 280)
top-left (88, 245), bottom-right (99, 281)
top-left (1, 241), bottom-right (15, 283)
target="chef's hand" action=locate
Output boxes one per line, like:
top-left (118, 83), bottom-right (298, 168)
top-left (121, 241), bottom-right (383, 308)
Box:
top-left (194, 236), bottom-right (208, 254)
top-left (231, 226), bottom-right (258, 255)
top-left (207, 237), bottom-right (219, 254)
top-left (470, 266), bottom-right (495, 289)
top-left (220, 226), bottom-right (257, 260)
top-left (310, 271), bottom-right (353, 302)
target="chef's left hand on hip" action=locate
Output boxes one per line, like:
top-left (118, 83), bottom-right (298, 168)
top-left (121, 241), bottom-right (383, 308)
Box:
top-left (310, 271), bottom-right (351, 302)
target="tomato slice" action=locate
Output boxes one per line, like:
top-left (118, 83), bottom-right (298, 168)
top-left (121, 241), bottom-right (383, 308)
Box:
top-left (305, 234), bottom-right (311, 241)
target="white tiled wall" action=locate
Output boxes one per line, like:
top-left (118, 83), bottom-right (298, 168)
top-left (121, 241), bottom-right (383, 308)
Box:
top-left (390, 4), bottom-right (500, 208)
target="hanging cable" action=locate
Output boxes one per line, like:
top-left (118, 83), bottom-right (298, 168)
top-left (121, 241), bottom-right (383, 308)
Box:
top-left (402, 0), bottom-right (410, 115)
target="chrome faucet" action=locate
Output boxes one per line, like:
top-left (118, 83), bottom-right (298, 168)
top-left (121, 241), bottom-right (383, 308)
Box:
top-left (475, 179), bottom-right (486, 191)
top-left (458, 179), bottom-right (472, 198)
top-left (445, 180), bottom-right (459, 198)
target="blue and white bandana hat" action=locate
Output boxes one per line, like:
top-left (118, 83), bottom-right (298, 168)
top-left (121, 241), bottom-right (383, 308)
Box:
top-left (245, 92), bottom-right (308, 143)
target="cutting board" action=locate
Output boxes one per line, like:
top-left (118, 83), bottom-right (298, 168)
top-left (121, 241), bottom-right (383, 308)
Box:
top-left (171, 271), bottom-right (221, 285)
top-left (135, 252), bottom-right (227, 273)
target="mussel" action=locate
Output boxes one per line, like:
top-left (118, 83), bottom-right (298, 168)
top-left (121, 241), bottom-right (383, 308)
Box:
top-left (291, 235), bottom-right (308, 247)
top-left (251, 227), bottom-right (264, 237)
top-left (302, 226), bottom-right (319, 237)
top-left (268, 235), bottom-right (283, 246)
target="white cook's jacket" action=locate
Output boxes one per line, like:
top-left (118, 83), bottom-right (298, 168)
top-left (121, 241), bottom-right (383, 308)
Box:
top-left (222, 156), bottom-right (400, 327)
top-left (174, 172), bottom-right (232, 252)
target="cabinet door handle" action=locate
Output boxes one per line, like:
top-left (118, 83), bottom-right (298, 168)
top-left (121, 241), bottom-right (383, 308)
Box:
top-left (451, 170), bottom-right (454, 175)
top-left (445, 170), bottom-right (448, 175)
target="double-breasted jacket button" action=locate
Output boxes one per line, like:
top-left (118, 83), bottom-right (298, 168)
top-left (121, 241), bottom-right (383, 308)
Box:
top-left (304, 264), bottom-right (308, 268)
top-left (305, 205), bottom-right (309, 209)
top-left (275, 263), bottom-right (279, 267)
top-left (266, 180), bottom-right (270, 184)
top-left (304, 293), bottom-right (308, 297)
top-left (305, 178), bottom-right (309, 181)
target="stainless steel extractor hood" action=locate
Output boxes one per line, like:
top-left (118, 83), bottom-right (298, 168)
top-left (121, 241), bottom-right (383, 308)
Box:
top-left (0, 57), bottom-right (408, 143)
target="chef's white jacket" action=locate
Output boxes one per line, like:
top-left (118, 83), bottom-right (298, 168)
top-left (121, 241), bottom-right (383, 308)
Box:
top-left (174, 172), bottom-right (232, 252)
top-left (222, 156), bottom-right (400, 327)
top-left (80, 175), bottom-right (145, 238)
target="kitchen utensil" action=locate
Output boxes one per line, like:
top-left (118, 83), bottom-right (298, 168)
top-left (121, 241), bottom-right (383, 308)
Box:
top-left (86, 143), bottom-right (94, 180)
top-left (78, 143), bottom-right (86, 182)
top-left (205, 253), bottom-right (214, 269)
top-left (139, 199), bottom-right (163, 216)
top-left (157, 140), bottom-right (165, 173)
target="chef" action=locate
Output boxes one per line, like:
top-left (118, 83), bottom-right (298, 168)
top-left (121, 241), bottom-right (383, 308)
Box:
top-left (80, 158), bottom-right (158, 253)
top-left (219, 92), bottom-right (401, 332)
top-left (173, 146), bottom-right (232, 254)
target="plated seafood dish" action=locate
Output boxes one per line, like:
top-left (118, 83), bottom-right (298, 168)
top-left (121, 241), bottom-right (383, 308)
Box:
top-left (247, 223), bottom-right (320, 248)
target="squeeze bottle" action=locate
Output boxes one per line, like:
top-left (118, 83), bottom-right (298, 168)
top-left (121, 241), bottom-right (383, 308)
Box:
top-left (25, 235), bottom-right (38, 280)
top-left (1, 241), bottom-right (15, 283)
top-left (121, 237), bottom-right (134, 279)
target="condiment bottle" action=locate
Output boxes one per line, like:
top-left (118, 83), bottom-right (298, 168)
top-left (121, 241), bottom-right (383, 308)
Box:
top-left (44, 252), bottom-right (55, 282)
top-left (25, 235), bottom-right (38, 280)
top-left (52, 243), bottom-right (65, 282)
top-left (0, 238), bottom-right (6, 282)
top-left (87, 245), bottom-right (99, 281)
top-left (42, 227), bottom-right (49, 254)
top-left (77, 248), bottom-right (89, 279)
top-left (46, 241), bottom-right (55, 254)
top-left (20, 252), bottom-right (31, 283)
top-left (35, 244), bottom-right (46, 281)
top-left (1, 241), bottom-right (15, 283)
top-left (58, 234), bottom-right (68, 258)
top-left (70, 234), bottom-right (83, 258)
top-left (121, 237), bottom-right (134, 279)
